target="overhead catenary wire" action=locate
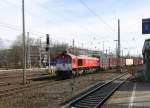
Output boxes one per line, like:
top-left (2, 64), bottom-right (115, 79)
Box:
top-left (33, 1), bottom-right (119, 47)
top-left (78, 0), bottom-right (116, 33)
top-left (33, 1), bottom-right (95, 34)
top-left (0, 0), bottom-right (126, 51)
top-left (0, 22), bottom-right (46, 36)
top-left (0, 0), bottom-right (97, 46)
top-left (0, 23), bottom-right (72, 48)
top-left (0, 0), bottom-right (139, 40)
top-left (0, 0), bottom-right (55, 27)
top-left (1, 0), bottom-right (94, 34)
top-left (77, 0), bottom-right (139, 50)
top-left (0, 1), bottom-right (116, 39)
top-left (0, 22), bottom-right (112, 52)
top-left (28, 1), bottom-right (118, 40)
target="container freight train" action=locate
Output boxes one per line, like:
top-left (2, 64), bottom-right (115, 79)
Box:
top-left (55, 52), bottom-right (143, 78)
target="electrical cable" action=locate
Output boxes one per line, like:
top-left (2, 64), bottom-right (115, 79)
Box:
top-left (78, 0), bottom-right (116, 32)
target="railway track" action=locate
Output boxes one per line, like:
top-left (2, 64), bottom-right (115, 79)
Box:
top-left (0, 71), bottom-right (122, 98)
top-left (0, 68), bottom-right (54, 78)
top-left (0, 73), bottom-right (47, 80)
top-left (0, 73), bottom-right (54, 87)
top-left (0, 69), bottom-right (55, 87)
top-left (0, 76), bottom-right (64, 98)
top-left (63, 73), bottom-right (129, 108)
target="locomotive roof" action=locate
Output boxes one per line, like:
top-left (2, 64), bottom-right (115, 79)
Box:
top-left (57, 53), bottom-right (99, 60)
top-left (77, 55), bottom-right (99, 60)
top-left (67, 53), bottom-right (77, 59)
top-left (56, 53), bottom-right (77, 59)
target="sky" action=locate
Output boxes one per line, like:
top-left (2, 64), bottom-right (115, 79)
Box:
top-left (0, 0), bottom-right (150, 56)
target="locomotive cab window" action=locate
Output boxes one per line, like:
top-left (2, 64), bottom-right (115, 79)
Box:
top-left (78, 59), bottom-right (82, 66)
top-left (72, 59), bottom-right (76, 64)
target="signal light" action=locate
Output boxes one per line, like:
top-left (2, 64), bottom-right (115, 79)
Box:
top-left (46, 34), bottom-right (49, 45)
top-left (46, 47), bottom-right (49, 51)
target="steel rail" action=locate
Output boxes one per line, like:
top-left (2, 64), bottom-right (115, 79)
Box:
top-left (95, 75), bottom-right (128, 108)
top-left (0, 77), bottom-right (65, 98)
top-left (64, 73), bottom-right (128, 108)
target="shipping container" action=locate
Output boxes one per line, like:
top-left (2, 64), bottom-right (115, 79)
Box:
top-left (125, 59), bottom-right (133, 66)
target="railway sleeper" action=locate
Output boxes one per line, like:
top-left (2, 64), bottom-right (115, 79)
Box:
top-left (80, 99), bottom-right (100, 103)
top-left (79, 100), bottom-right (100, 105)
top-left (86, 93), bottom-right (108, 99)
top-left (73, 104), bottom-right (94, 108)
top-left (73, 102), bottom-right (96, 108)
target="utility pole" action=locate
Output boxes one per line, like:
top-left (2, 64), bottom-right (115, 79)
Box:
top-left (49, 38), bottom-right (51, 69)
top-left (99, 50), bottom-right (101, 68)
top-left (114, 40), bottom-right (118, 58)
top-left (46, 34), bottom-right (50, 69)
top-left (98, 42), bottom-right (101, 68)
top-left (121, 50), bottom-right (123, 67)
top-left (27, 32), bottom-right (31, 68)
top-left (108, 47), bottom-right (110, 54)
top-left (103, 41), bottom-right (104, 54)
top-left (73, 39), bottom-right (75, 54)
top-left (39, 37), bottom-right (42, 68)
top-left (22, 0), bottom-right (26, 85)
top-left (106, 49), bottom-right (107, 68)
top-left (81, 43), bottom-right (83, 55)
top-left (102, 41), bottom-right (104, 67)
top-left (117, 19), bottom-right (121, 71)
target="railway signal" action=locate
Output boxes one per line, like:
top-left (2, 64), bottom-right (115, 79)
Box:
top-left (46, 34), bottom-right (50, 45)
top-left (46, 34), bottom-right (51, 70)
top-left (46, 34), bottom-right (49, 51)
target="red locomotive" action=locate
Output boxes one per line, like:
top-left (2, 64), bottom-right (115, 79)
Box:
top-left (56, 52), bottom-right (100, 78)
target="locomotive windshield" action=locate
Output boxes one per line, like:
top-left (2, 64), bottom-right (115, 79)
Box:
top-left (56, 56), bottom-right (71, 64)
